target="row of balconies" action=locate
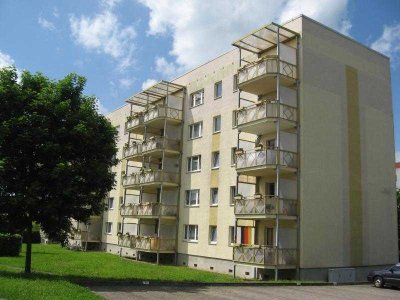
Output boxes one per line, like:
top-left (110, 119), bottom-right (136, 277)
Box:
top-left (120, 202), bottom-right (177, 218)
top-left (123, 137), bottom-right (180, 160)
top-left (126, 105), bottom-right (183, 133)
top-left (118, 234), bottom-right (175, 252)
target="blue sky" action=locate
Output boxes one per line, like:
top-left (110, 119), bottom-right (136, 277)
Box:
top-left (0, 0), bottom-right (399, 153)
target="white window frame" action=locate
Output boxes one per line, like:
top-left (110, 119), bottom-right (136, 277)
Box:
top-left (108, 197), bottom-right (114, 210)
top-left (214, 81), bottom-right (222, 99)
top-left (213, 115), bottom-right (221, 133)
top-left (105, 222), bottom-right (113, 234)
top-left (209, 226), bottom-right (217, 244)
top-left (210, 188), bottom-right (218, 206)
top-left (184, 224), bottom-right (198, 242)
top-left (189, 122), bottom-right (203, 139)
top-left (188, 155), bottom-right (201, 172)
top-left (190, 89), bottom-right (204, 108)
top-left (211, 151), bottom-right (220, 169)
top-left (185, 189), bottom-right (200, 206)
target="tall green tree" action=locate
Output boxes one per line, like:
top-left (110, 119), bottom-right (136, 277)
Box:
top-left (0, 67), bottom-right (117, 273)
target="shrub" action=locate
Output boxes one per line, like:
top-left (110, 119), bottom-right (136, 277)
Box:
top-left (22, 230), bottom-right (41, 244)
top-left (0, 233), bottom-right (22, 256)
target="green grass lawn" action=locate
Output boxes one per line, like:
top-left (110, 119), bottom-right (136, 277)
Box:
top-left (0, 243), bottom-right (240, 299)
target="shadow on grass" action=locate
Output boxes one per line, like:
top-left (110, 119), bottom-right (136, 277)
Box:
top-left (0, 269), bottom-right (210, 294)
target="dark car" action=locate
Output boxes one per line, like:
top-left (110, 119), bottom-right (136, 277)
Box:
top-left (367, 263), bottom-right (400, 288)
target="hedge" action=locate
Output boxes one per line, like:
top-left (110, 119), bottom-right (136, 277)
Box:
top-left (0, 233), bottom-right (22, 256)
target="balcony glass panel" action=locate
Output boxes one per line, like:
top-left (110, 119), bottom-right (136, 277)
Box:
top-left (123, 170), bottom-right (180, 187)
top-left (234, 196), bottom-right (297, 216)
top-left (144, 106), bottom-right (182, 123)
top-left (233, 246), bottom-right (297, 266)
top-left (142, 137), bottom-right (180, 153)
top-left (120, 203), bottom-right (177, 217)
top-left (236, 149), bottom-right (297, 169)
top-left (236, 103), bottom-right (297, 127)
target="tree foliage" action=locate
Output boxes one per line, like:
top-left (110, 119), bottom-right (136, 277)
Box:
top-left (0, 67), bottom-right (117, 270)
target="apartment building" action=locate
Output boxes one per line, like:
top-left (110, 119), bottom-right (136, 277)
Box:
top-left (70, 15), bottom-right (398, 281)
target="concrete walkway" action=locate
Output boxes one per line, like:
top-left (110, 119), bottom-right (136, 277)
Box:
top-left (90, 284), bottom-right (399, 300)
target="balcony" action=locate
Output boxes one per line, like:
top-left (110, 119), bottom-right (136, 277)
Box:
top-left (120, 202), bottom-right (177, 218)
top-left (234, 195), bottom-right (297, 218)
top-left (122, 170), bottom-right (180, 189)
top-left (123, 143), bottom-right (142, 161)
top-left (237, 56), bottom-right (297, 95)
top-left (125, 113), bottom-right (145, 133)
top-left (236, 102), bottom-right (297, 135)
top-left (118, 235), bottom-right (175, 252)
top-left (233, 245), bottom-right (297, 268)
top-left (144, 105), bottom-right (182, 128)
top-left (71, 230), bottom-right (101, 242)
top-left (142, 137), bottom-right (180, 158)
top-left (236, 148), bottom-right (297, 177)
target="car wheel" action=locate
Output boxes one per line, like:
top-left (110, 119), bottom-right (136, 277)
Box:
top-left (374, 276), bottom-right (384, 288)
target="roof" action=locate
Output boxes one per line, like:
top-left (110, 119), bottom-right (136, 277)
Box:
top-left (232, 22), bottom-right (299, 54)
top-left (125, 80), bottom-right (185, 106)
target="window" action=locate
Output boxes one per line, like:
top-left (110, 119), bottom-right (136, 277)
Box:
top-left (188, 155), bottom-right (201, 172)
top-left (228, 226), bottom-right (235, 245)
top-left (186, 189), bottom-right (200, 206)
top-left (189, 122), bottom-right (202, 139)
top-left (184, 225), bottom-right (198, 241)
top-left (108, 197), bottom-right (114, 210)
top-left (209, 226), bottom-right (217, 244)
top-left (233, 74), bottom-right (238, 92)
top-left (119, 196), bottom-right (124, 204)
top-left (211, 151), bottom-right (220, 169)
top-left (210, 188), bottom-right (218, 206)
top-left (190, 90), bottom-right (204, 108)
top-left (105, 222), bottom-right (112, 234)
top-left (230, 186), bottom-right (236, 205)
top-left (231, 147), bottom-right (237, 165)
top-left (117, 222), bottom-right (122, 233)
top-left (214, 81), bottom-right (222, 99)
top-left (265, 227), bottom-right (274, 246)
top-left (213, 115), bottom-right (221, 133)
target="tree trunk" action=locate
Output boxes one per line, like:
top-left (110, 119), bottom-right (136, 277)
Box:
top-left (24, 222), bottom-right (32, 274)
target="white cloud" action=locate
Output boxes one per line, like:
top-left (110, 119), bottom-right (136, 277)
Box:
top-left (119, 77), bottom-right (135, 89)
top-left (69, 9), bottom-right (136, 71)
top-left (38, 17), bottom-right (56, 31)
top-left (53, 7), bottom-right (59, 18)
top-left (101, 0), bottom-right (122, 9)
top-left (155, 56), bottom-right (184, 79)
top-left (138, 0), bottom-right (351, 75)
top-left (371, 23), bottom-right (400, 64)
top-left (96, 98), bottom-right (110, 115)
top-left (141, 78), bottom-right (158, 90)
top-left (0, 50), bottom-right (15, 68)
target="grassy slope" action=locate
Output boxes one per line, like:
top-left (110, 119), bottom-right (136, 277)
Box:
top-left (0, 244), bottom-right (239, 283)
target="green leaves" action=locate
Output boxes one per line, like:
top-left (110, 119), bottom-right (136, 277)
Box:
top-left (0, 67), bottom-right (117, 243)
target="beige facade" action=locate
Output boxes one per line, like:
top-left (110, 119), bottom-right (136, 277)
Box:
top-left (70, 15), bottom-right (398, 281)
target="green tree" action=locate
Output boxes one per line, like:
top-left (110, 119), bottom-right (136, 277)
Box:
top-left (0, 67), bottom-right (117, 273)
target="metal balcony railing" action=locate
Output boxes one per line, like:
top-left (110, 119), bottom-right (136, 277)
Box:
top-left (118, 235), bottom-right (175, 251)
top-left (72, 230), bottom-right (101, 242)
top-left (144, 105), bottom-right (182, 123)
top-left (122, 170), bottom-right (180, 187)
top-left (123, 143), bottom-right (142, 159)
top-left (236, 102), bottom-right (297, 126)
top-left (234, 195), bottom-right (297, 216)
top-left (238, 56), bottom-right (297, 85)
top-left (236, 149), bottom-right (297, 170)
top-left (120, 203), bottom-right (177, 217)
top-left (142, 137), bottom-right (180, 154)
top-left (233, 245), bottom-right (297, 266)
top-left (126, 114), bottom-right (144, 131)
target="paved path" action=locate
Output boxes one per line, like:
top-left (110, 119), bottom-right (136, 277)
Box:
top-left (90, 284), bottom-right (400, 300)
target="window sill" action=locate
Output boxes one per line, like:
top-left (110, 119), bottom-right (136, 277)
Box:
top-left (190, 103), bottom-right (204, 109)
top-left (183, 240), bottom-right (198, 243)
top-left (211, 167), bottom-right (220, 170)
top-left (209, 242), bottom-right (217, 245)
top-left (188, 136), bottom-right (203, 141)
top-left (185, 204), bottom-right (200, 208)
top-left (212, 131), bottom-right (221, 135)
top-left (187, 170), bottom-right (201, 174)
top-left (210, 204), bottom-right (218, 207)
top-left (214, 96), bottom-right (222, 100)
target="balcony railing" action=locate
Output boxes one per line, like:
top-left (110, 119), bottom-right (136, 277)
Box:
top-left (238, 56), bottom-right (297, 85)
top-left (118, 235), bottom-right (175, 251)
top-left (120, 203), bottom-right (177, 217)
top-left (144, 105), bottom-right (182, 123)
top-left (122, 170), bottom-right (180, 187)
top-left (72, 230), bottom-right (101, 242)
top-left (236, 149), bottom-right (297, 170)
top-left (123, 143), bottom-right (142, 159)
top-left (126, 114), bottom-right (144, 131)
top-left (233, 245), bottom-right (297, 266)
top-left (236, 102), bottom-right (297, 126)
top-left (142, 137), bottom-right (180, 154)
top-left (235, 195), bottom-right (297, 216)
